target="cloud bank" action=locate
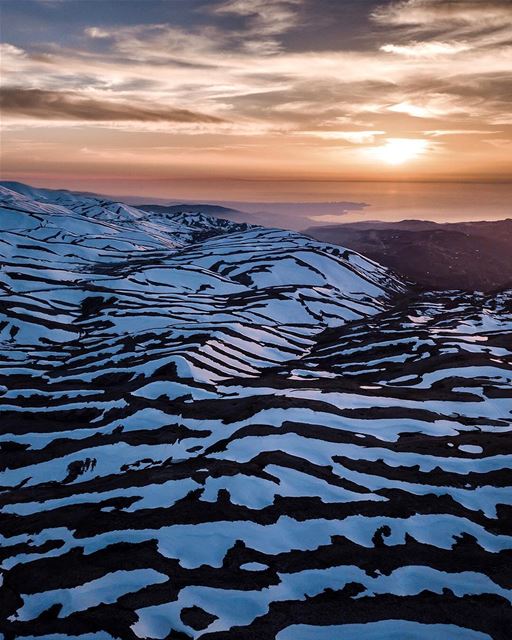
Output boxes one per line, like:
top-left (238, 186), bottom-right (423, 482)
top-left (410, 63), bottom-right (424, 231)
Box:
top-left (0, 0), bottom-right (510, 188)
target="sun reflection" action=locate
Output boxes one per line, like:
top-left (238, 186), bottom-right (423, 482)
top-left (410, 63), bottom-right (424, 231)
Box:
top-left (369, 138), bottom-right (429, 165)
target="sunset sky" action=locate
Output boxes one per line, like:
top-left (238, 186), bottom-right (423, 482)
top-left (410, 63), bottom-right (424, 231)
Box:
top-left (1, 0), bottom-right (511, 201)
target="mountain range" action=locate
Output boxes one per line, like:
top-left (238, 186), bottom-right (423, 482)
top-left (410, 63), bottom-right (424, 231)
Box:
top-left (0, 182), bottom-right (511, 639)
top-left (304, 218), bottom-right (512, 292)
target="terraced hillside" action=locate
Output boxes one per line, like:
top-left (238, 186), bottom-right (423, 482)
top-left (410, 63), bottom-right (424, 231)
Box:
top-left (0, 184), bottom-right (511, 639)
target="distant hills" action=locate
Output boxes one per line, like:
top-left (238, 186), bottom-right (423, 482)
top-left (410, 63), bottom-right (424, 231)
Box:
top-left (137, 200), bottom-right (366, 230)
top-left (304, 219), bottom-right (512, 292)
top-left (2, 180), bottom-right (510, 292)
top-left (137, 202), bottom-right (254, 223)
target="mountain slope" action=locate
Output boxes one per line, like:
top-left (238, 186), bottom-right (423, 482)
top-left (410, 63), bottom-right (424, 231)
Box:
top-left (304, 219), bottom-right (512, 291)
top-left (137, 203), bottom-right (254, 225)
top-left (0, 184), bottom-right (511, 640)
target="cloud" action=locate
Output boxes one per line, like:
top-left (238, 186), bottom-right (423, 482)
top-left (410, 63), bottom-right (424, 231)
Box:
top-left (211, 0), bottom-right (304, 54)
top-left (381, 41), bottom-right (471, 57)
top-left (1, 1), bottom-right (510, 183)
top-left (0, 43), bottom-right (26, 59)
top-left (386, 98), bottom-right (465, 119)
top-left (424, 129), bottom-right (497, 137)
top-left (371, 0), bottom-right (512, 29)
top-left (86, 1), bottom-right (305, 64)
top-left (83, 24), bottom-right (223, 63)
top-left (387, 101), bottom-right (432, 118)
top-left (299, 130), bottom-right (386, 144)
top-left (212, 0), bottom-right (303, 36)
top-left (33, 0), bottom-right (66, 5)
top-left (483, 138), bottom-right (512, 149)
top-left (0, 87), bottom-right (224, 123)
top-left (373, 1), bottom-right (512, 56)
top-left (85, 27), bottom-right (111, 39)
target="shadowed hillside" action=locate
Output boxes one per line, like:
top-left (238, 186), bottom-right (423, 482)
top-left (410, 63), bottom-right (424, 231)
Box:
top-left (304, 219), bottom-right (512, 292)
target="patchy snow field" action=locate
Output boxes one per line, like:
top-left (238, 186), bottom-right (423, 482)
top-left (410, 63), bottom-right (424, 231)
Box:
top-left (0, 183), bottom-right (511, 639)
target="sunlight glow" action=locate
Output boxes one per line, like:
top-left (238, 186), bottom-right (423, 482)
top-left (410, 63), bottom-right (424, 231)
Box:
top-left (369, 138), bottom-right (429, 165)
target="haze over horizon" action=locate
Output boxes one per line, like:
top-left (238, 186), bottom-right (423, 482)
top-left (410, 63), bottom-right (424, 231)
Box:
top-left (1, 0), bottom-right (511, 208)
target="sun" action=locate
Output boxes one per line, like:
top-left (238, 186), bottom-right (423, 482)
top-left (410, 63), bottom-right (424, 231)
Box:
top-left (370, 138), bottom-right (429, 165)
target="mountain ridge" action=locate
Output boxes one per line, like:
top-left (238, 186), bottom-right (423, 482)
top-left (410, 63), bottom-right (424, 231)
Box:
top-left (304, 219), bottom-right (512, 292)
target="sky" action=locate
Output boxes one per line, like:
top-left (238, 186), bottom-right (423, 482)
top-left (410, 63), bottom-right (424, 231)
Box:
top-left (0, 0), bottom-right (511, 203)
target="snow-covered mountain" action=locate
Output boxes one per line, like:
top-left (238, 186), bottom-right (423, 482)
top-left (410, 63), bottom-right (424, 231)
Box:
top-left (0, 183), bottom-right (511, 639)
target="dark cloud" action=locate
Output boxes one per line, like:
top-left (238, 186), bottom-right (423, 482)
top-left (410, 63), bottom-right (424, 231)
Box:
top-left (404, 71), bottom-right (511, 97)
top-left (227, 78), bottom-right (397, 123)
top-left (0, 86), bottom-right (224, 123)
